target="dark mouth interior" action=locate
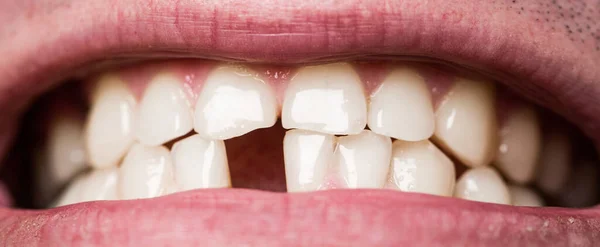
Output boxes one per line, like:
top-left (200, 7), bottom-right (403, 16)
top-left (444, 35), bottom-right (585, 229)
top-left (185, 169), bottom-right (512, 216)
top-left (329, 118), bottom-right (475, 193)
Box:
top-left (2, 59), bottom-right (599, 209)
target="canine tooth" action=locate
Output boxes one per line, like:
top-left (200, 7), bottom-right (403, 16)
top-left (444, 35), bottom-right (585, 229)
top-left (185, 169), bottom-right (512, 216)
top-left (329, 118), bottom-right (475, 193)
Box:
top-left (282, 63), bottom-right (367, 135)
top-left (433, 78), bottom-right (497, 167)
top-left (368, 68), bottom-right (435, 141)
top-left (194, 66), bottom-right (277, 140)
top-left (535, 131), bottom-right (571, 196)
top-left (335, 130), bottom-right (392, 188)
top-left (494, 106), bottom-right (541, 184)
top-left (137, 74), bottom-right (193, 146)
top-left (86, 75), bottom-right (136, 168)
top-left (35, 111), bottom-right (87, 206)
top-left (119, 143), bottom-right (174, 200)
top-left (454, 167), bottom-right (511, 204)
top-left (171, 134), bottom-right (231, 190)
top-left (283, 129), bottom-right (335, 192)
top-left (79, 168), bottom-right (119, 202)
top-left (508, 185), bottom-right (544, 207)
top-left (388, 140), bottom-right (455, 196)
top-left (54, 174), bottom-right (87, 207)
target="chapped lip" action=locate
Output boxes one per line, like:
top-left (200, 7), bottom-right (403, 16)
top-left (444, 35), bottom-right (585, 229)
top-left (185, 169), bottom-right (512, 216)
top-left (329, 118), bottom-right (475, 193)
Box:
top-left (2, 189), bottom-right (600, 246)
top-left (1, 0), bottom-right (600, 246)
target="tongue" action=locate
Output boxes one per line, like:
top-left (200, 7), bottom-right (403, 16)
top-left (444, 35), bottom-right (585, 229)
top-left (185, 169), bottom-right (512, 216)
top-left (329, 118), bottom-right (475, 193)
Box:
top-left (226, 121), bottom-right (287, 192)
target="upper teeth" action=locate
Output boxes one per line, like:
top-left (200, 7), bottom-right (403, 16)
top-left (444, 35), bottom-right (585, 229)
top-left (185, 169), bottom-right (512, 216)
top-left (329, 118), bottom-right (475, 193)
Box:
top-left (43, 61), bottom-right (576, 208)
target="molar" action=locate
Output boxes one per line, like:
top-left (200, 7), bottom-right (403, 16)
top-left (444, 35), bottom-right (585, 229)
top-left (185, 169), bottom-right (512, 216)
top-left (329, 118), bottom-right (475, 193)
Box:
top-left (194, 66), bottom-right (278, 140)
top-left (282, 62), bottom-right (367, 135)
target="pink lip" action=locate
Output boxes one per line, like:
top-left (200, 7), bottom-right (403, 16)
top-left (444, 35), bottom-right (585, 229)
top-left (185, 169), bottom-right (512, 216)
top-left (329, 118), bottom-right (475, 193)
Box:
top-left (2, 189), bottom-right (598, 246)
top-left (1, 0), bottom-right (600, 245)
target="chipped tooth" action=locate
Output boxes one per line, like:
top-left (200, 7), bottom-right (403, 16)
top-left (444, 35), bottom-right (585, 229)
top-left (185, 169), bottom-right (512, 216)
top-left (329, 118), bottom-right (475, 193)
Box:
top-left (283, 129), bottom-right (335, 192)
top-left (368, 68), bottom-right (435, 141)
top-left (508, 185), bottom-right (544, 207)
top-left (136, 74), bottom-right (193, 146)
top-left (433, 78), bottom-right (497, 167)
top-left (194, 66), bottom-right (278, 140)
top-left (54, 174), bottom-right (87, 207)
top-left (86, 75), bottom-right (136, 168)
top-left (282, 63), bottom-right (367, 135)
top-left (454, 167), bottom-right (511, 204)
top-left (35, 111), bottom-right (87, 206)
top-left (387, 140), bottom-right (455, 196)
top-left (494, 106), bottom-right (541, 184)
top-left (171, 134), bottom-right (231, 190)
top-left (79, 168), bottom-right (119, 203)
top-left (535, 131), bottom-right (571, 196)
top-left (118, 143), bottom-right (174, 200)
top-left (335, 130), bottom-right (392, 188)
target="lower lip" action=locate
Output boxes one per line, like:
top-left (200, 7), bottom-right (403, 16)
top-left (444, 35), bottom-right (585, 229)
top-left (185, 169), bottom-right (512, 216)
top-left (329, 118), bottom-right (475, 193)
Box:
top-left (1, 189), bottom-right (598, 246)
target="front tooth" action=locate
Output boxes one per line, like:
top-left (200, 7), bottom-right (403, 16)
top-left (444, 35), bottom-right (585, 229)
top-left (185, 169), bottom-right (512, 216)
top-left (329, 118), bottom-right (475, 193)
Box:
top-left (171, 134), bottom-right (231, 190)
top-left (86, 75), bottom-right (136, 168)
top-left (283, 129), bottom-right (335, 192)
top-left (508, 185), bottom-right (544, 207)
top-left (535, 131), bottom-right (572, 196)
top-left (387, 140), bottom-right (455, 196)
top-left (454, 167), bottom-right (511, 204)
top-left (494, 106), bottom-right (541, 184)
top-left (335, 130), bottom-right (392, 188)
top-left (433, 78), bottom-right (497, 167)
top-left (119, 143), bottom-right (174, 200)
top-left (368, 67), bottom-right (435, 141)
top-left (282, 63), bottom-right (367, 135)
top-left (35, 110), bottom-right (87, 206)
top-left (194, 66), bottom-right (278, 140)
top-left (137, 74), bottom-right (193, 146)
top-left (79, 167), bottom-right (119, 203)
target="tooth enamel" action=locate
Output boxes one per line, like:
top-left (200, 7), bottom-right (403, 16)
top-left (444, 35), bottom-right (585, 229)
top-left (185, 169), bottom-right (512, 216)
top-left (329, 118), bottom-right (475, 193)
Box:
top-left (283, 129), bottom-right (335, 192)
top-left (54, 174), bottom-right (87, 207)
top-left (118, 143), bottom-right (174, 200)
top-left (387, 140), bottom-right (455, 196)
top-left (282, 63), bottom-right (367, 135)
top-left (171, 134), bottom-right (231, 190)
top-left (35, 111), bottom-right (87, 206)
top-left (86, 75), bottom-right (136, 168)
top-left (535, 131), bottom-right (571, 196)
top-left (79, 167), bottom-right (119, 203)
top-left (368, 68), bottom-right (435, 141)
top-left (194, 66), bottom-right (278, 140)
top-left (454, 167), bottom-right (511, 204)
top-left (335, 130), bottom-right (392, 188)
top-left (494, 106), bottom-right (541, 184)
top-left (136, 74), bottom-right (193, 146)
top-left (433, 78), bottom-right (497, 167)
top-left (508, 185), bottom-right (544, 207)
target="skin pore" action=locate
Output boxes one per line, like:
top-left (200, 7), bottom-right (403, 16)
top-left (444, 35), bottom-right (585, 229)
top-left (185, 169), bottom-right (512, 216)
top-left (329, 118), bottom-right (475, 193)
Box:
top-left (0, 0), bottom-right (599, 246)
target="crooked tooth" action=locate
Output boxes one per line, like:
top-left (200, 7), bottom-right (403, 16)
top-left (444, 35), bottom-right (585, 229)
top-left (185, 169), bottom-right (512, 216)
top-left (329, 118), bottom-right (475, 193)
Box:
top-left (535, 131), bottom-right (571, 196)
top-left (335, 130), bottom-right (392, 188)
top-left (282, 63), bottom-right (367, 135)
top-left (433, 78), bottom-right (497, 167)
top-left (35, 110), bottom-right (87, 206)
top-left (79, 168), bottom-right (119, 203)
top-left (119, 143), bottom-right (174, 200)
top-left (454, 167), bottom-right (511, 204)
top-left (86, 75), bottom-right (136, 168)
top-left (387, 140), bottom-right (455, 196)
top-left (137, 74), bottom-right (193, 146)
top-left (171, 134), bottom-right (231, 190)
top-left (368, 67), bottom-right (435, 141)
top-left (194, 66), bottom-right (278, 140)
top-left (283, 129), bottom-right (335, 192)
top-left (508, 185), bottom-right (544, 207)
top-left (494, 106), bottom-right (541, 184)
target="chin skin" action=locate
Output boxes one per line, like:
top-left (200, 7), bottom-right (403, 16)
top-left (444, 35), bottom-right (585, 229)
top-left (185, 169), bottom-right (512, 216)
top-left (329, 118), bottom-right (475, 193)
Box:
top-left (0, 0), bottom-right (599, 246)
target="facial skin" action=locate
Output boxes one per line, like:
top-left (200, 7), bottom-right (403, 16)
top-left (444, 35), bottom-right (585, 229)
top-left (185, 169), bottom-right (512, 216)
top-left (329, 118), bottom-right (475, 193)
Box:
top-left (0, 0), bottom-right (599, 246)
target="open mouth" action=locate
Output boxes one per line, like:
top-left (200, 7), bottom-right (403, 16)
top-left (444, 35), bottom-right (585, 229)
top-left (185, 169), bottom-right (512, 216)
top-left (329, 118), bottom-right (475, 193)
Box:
top-left (1, 0), bottom-right (600, 246)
